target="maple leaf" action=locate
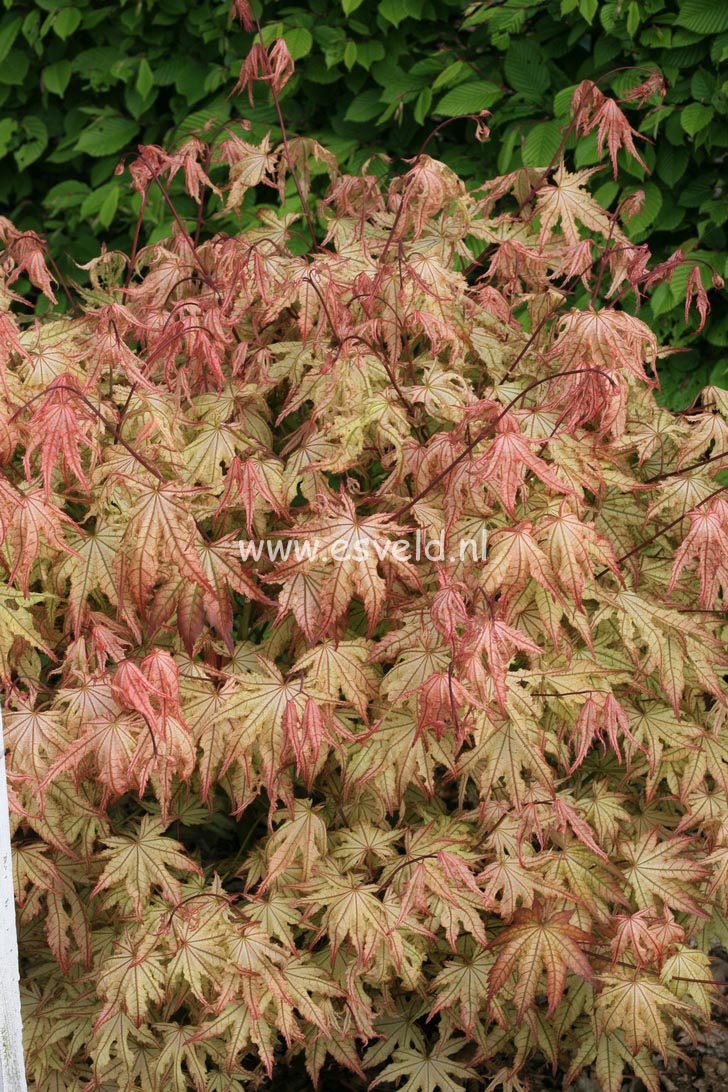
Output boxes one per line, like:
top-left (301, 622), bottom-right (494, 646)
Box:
top-left (549, 308), bottom-right (658, 386)
top-left (458, 609), bottom-right (542, 712)
top-left (595, 971), bottom-right (692, 1058)
top-left (258, 800), bottom-right (328, 892)
top-left (4, 704), bottom-right (67, 784)
top-left (428, 941), bottom-right (494, 1034)
top-left (619, 831), bottom-right (710, 918)
top-left (42, 858), bottom-right (93, 974)
top-left (95, 929), bottom-right (166, 1028)
top-left (164, 891), bottom-right (233, 1002)
top-left (536, 166), bottom-right (616, 246)
top-left (0, 218), bottom-right (57, 301)
top-left (668, 498), bottom-right (728, 608)
top-left (87, 1009), bottom-right (157, 1077)
top-left (370, 1036), bottom-right (478, 1092)
top-left (345, 705), bottom-right (455, 812)
top-left (572, 81), bottom-right (648, 176)
top-left (472, 414), bottom-right (575, 517)
top-left (272, 491), bottom-right (420, 635)
top-left (298, 864), bottom-right (392, 965)
top-left (116, 481), bottom-right (213, 611)
top-left (661, 945), bottom-right (717, 1019)
top-left (217, 662), bottom-right (324, 803)
top-left (458, 708), bottom-right (555, 807)
top-left (292, 638), bottom-right (379, 721)
top-left (535, 505), bottom-right (621, 607)
top-left (5, 485), bottom-right (78, 597)
top-left (488, 902), bottom-right (596, 1019)
top-left (593, 590), bottom-right (712, 715)
top-left (22, 374), bottom-right (100, 495)
top-left (224, 132), bottom-right (280, 210)
top-left (13, 841), bottom-right (63, 908)
top-left (0, 587), bottom-right (55, 673)
top-left (609, 907), bottom-right (684, 970)
top-left (38, 713), bottom-right (140, 801)
top-left (90, 816), bottom-right (202, 919)
top-left (54, 523), bottom-right (121, 634)
top-left (480, 523), bottom-right (562, 602)
top-left (155, 1021), bottom-right (211, 1092)
top-left (269, 957), bottom-right (343, 1038)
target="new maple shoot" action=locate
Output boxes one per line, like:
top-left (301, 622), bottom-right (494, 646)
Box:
top-left (2, 32), bottom-right (728, 1092)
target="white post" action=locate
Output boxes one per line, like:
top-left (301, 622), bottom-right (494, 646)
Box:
top-left (0, 707), bottom-right (27, 1092)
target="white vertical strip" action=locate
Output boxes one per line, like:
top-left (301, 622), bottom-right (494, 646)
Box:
top-left (0, 707), bottom-right (27, 1092)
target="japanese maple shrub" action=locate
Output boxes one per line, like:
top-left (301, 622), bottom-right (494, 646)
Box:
top-left (2, 37), bottom-right (728, 1092)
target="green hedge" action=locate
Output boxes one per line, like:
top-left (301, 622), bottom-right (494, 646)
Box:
top-left (2, 0), bottom-right (727, 405)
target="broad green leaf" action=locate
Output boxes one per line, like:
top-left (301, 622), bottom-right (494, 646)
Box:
top-left (433, 60), bottom-right (472, 91)
top-left (553, 84), bottom-right (578, 117)
top-left (344, 89), bottom-right (383, 122)
top-left (522, 120), bottom-right (562, 167)
top-left (53, 7), bottom-right (81, 40)
top-left (174, 98), bottom-right (230, 140)
top-left (283, 27), bottom-right (313, 61)
top-left (435, 80), bottom-right (501, 117)
top-left (677, 0), bottom-right (728, 35)
top-left (691, 69), bottom-right (715, 101)
top-left (135, 57), bottom-right (153, 99)
top-left (378, 0), bottom-right (412, 27)
top-left (681, 102), bottom-right (714, 136)
top-left (0, 117), bottom-right (17, 157)
top-left (657, 145), bottom-right (689, 186)
top-left (0, 14), bottom-right (21, 65)
top-left (579, 0), bottom-right (598, 24)
top-left (43, 178), bottom-right (91, 210)
top-left (43, 59), bottom-right (72, 96)
top-left (413, 86), bottom-right (432, 125)
top-left (355, 41), bottom-right (385, 69)
top-left (0, 48), bottom-right (29, 86)
top-left (505, 39), bottom-right (549, 97)
top-left (14, 116), bottom-right (48, 171)
top-left (75, 116), bottom-right (139, 157)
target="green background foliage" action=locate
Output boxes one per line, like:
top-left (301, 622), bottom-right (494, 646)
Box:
top-left (2, 0), bottom-right (727, 405)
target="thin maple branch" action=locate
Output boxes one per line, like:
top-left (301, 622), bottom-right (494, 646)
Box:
top-left (10, 383), bottom-right (166, 483)
top-left (125, 179), bottom-right (152, 290)
top-left (643, 447), bottom-right (728, 484)
top-left (391, 367), bottom-right (615, 520)
top-left (44, 250), bottom-right (79, 315)
top-left (379, 112), bottom-right (490, 268)
top-left (135, 152), bottom-right (216, 290)
top-left (596, 483), bottom-right (728, 577)
top-left (246, 9), bottom-right (320, 249)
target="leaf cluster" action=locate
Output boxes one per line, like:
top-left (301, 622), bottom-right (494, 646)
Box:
top-left (1, 0), bottom-right (727, 406)
top-left (3, 56), bottom-right (728, 1092)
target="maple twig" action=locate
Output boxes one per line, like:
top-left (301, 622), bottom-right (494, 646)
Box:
top-left (10, 383), bottom-right (166, 483)
top-left (644, 448), bottom-right (728, 483)
top-left (135, 152), bottom-right (216, 290)
top-left (391, 368), bottom-right (615, 520)
top-left (246, 8), bottom-right (320, 249)
top-left (596, 483), bottom-right (728, 576)
top-left (334, 333), bottom-right (419, 423)
top-left (44, 251), bottom-right (79, 315)
top-left (379, 112), bottom-right (490, 268)
top-left (375, 854), bottom-right (442, 893)
top-left (125, 179), bottom-right (152, 289)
